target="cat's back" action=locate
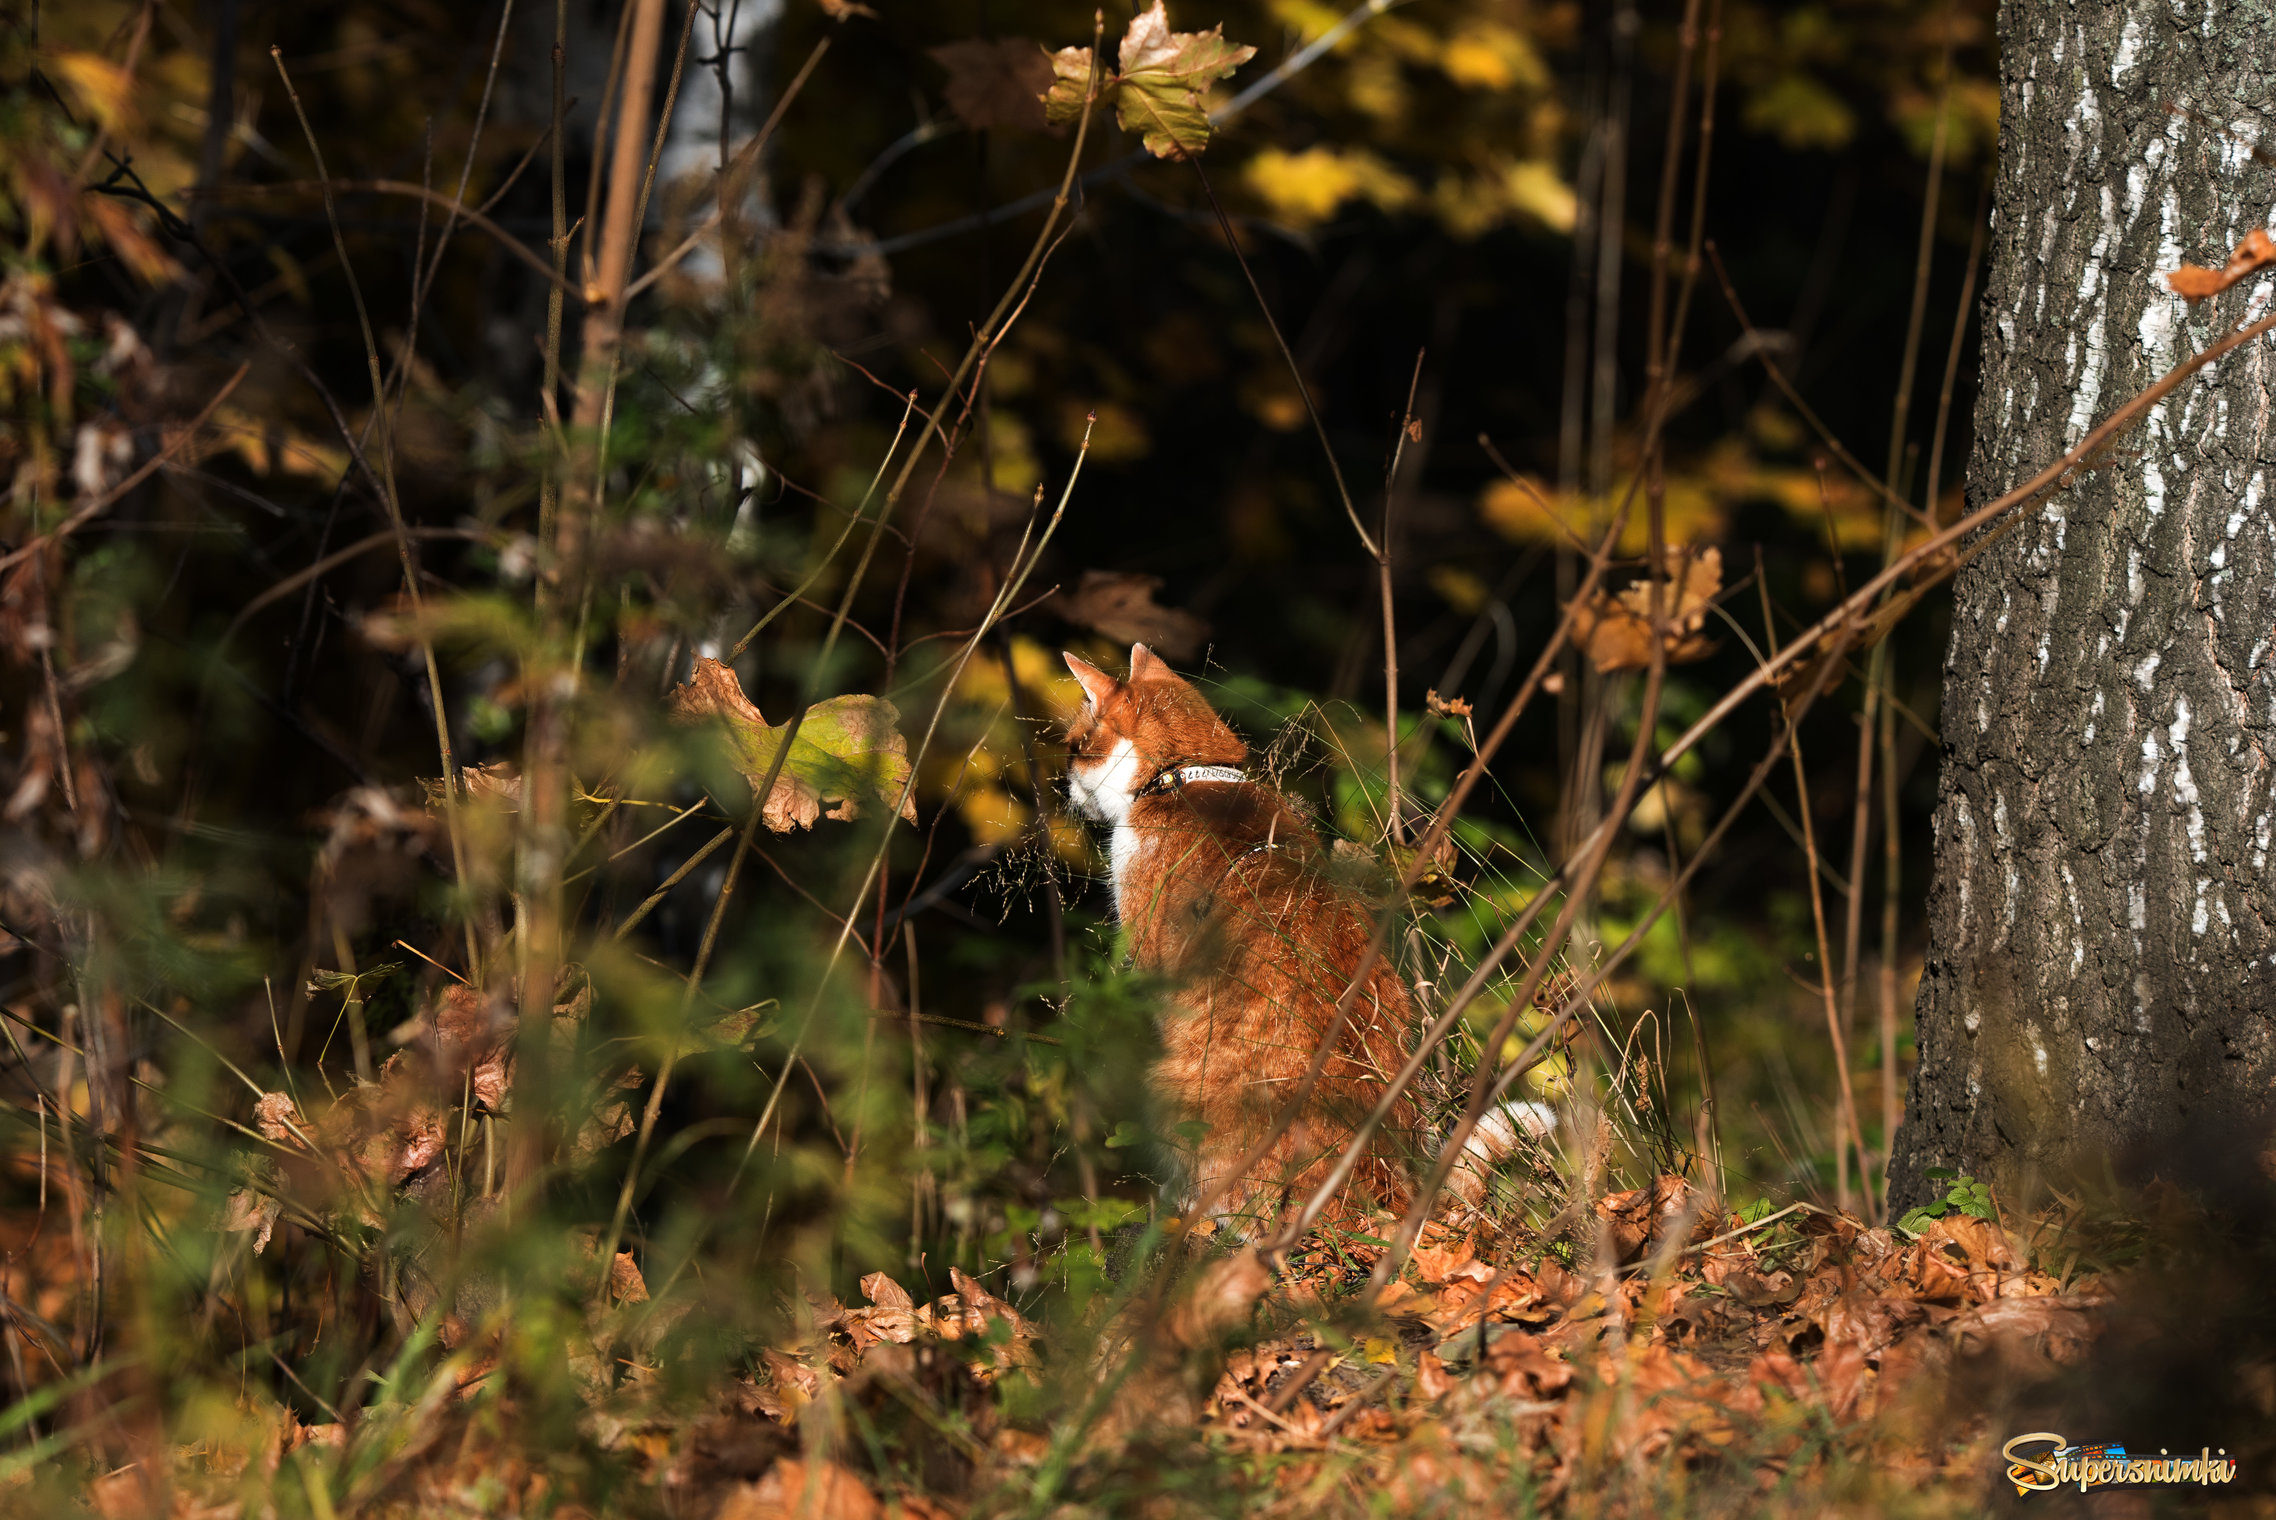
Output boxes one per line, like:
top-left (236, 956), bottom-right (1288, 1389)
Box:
top-left (1125, 778), bottom-right (1391, 979)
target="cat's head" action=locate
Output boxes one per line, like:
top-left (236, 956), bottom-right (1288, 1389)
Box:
top-left (1060, 643), bottom-right (1246, 824)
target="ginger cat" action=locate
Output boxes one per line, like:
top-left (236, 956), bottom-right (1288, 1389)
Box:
top-left (1062, 643), bottom-right (1423, 1225)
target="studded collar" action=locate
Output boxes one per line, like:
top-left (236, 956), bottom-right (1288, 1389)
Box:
top-left (1142, 764), bottom-right (1247, 795)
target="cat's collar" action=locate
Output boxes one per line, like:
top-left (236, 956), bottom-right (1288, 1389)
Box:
top-left (1146, 764), bottom-right (1247, 794)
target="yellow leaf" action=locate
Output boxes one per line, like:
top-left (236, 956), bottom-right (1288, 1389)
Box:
top-left (1440, 24), bottom-right (1547, 93)
top-left (1263, 0), bottom-right (1344, 41)
top-left (1110, 2), bottom-right (1257, 159)
top-left (956, 784), bottom-right (1029, 847)
top-left (1060, 398), bottom-right (1149, 461)
top-left (1502, 161), bottom-right (1577, 234)
top-left (49, 53), bottom-right (133, 132)
top-left (1244, 146), bottom-right (1416, 227)
top-left (1745, 74), bottom-right (1856, 151)
top-left (1428, 564), bottom-right (1489, 615)
top-left (1479, 474), bottom-right (1725, 554)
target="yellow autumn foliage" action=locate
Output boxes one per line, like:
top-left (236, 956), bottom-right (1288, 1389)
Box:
top-left (1243, 146), bottom-right (1418, 227)
top-left (1479, 434), bottom-right (1940, 558)
top-left (1440, 23), bottom-right (1549, 93)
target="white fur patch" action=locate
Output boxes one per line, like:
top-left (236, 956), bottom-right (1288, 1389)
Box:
top-left (1068, 738), bottom-right (1143, 916)
top-left (1068, 737), bottom-right (1139, 823)
top-left (1464, 1100), bottom-right (1558, 1164)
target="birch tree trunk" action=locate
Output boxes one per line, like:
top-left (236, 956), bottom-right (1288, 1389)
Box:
top-left (1889, 0), bottom-right (2276, 1208)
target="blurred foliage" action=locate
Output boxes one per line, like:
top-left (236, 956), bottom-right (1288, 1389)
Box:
top-left (0, 0), bottom-right (2007, 1509)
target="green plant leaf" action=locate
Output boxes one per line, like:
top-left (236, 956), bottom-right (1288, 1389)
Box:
top-left (668, 657), bottom-right (916, 832)
top-left (1894, 1205), bottom-right (1940, 1237)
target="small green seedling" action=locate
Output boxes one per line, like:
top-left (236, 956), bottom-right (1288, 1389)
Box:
top-left (1895, 1168), bottom-right (1996, 1236)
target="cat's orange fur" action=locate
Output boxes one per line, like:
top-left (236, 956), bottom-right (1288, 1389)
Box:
top-left (1062, 643), bottom-right (1421, 1225)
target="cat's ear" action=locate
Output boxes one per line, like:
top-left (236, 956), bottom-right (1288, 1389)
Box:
top-left (1127, 643), bottom-right (1174, 683)
top-left (1063, 652), bottom-right (1116, 706)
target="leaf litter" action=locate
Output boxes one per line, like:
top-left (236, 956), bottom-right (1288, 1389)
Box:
top-left (169, 1168), bottom-right (2117, 1517)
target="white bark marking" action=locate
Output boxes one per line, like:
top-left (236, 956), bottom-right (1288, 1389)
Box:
top-left (2112, 13), bottom-right (2144, 81)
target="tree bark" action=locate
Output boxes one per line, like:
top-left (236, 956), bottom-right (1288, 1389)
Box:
top-left (1891, 0), bottom-right (2276, 1208)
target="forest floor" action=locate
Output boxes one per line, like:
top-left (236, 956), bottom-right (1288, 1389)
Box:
top-left (26, 1175), bottom-right (2158, 1519)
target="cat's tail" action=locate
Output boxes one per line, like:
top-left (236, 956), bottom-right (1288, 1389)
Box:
top-left (1444, 1100), bottom-right (1557, 1205)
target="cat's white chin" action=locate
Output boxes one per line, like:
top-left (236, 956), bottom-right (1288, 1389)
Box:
top-left (1067, 737), bottom-right (1140, 825)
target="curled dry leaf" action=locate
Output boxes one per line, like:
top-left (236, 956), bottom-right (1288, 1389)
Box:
top-left (1565, 546), bottom-right (1722, 674)
top-left (1051, 570), bottom-right (1210, 662)
top-left (945, 1266), bottom-right (1034, 1339)
top-left (2166, 227), bottom-right (2276, 300)
top-left (1771, 577), bottom-right (1942, 718)
top-left (1041, 1), bottom-right (1255, 160)
top-left (1163, 1247), bottom-right (1271, 1348)
top-left (859, 1270), bottom-right (914, 1310)
top-left (252, 1091), bottom-right (303, 1144)
top-left (609, 1252), bottom-right (650, 1305)
top-left (388, 1106), bottom-right (449, 1184)
top-left (1593, 1173), bottom-right (1700, 1265)
top-left (221, 1187), bottom-right (282, 1255)
top-left (1424, 688), bottom-right (1473, 719)
top-left (668, 657), bottom-right (916, 832)
top-left (930, 38), bottom-right (1054, 132)
top-left (1410, 1236), bottom-right (1479, 1285)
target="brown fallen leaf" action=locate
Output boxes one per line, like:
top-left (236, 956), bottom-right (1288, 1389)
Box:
top-left (930, 39), bottom-right (1055, 132)
top-left (946, 1266), bottom-right (1031, 1336)
top-left (388, 1106), bottom-right (448, 1184)
top-left (1164, 1248), bottom-right (1271, 1348)
top-left (860, 1270), bottom-right (914, 1310)
top-left (1424, 688), bottom-right (1473, 719)
top-left (1594, 1173), bottom-right (1697, 1265)
top-left (252, 1091), bottom-right (303, 1144)
top-left (1409, 1237), bottom-right (1479, 1284)
top-left (610, 1252), bottom-right (650, 1305)
top-left (715, 1458), bottom-right (882, 1520)
top-left (1941, 1292), bottom-right (2104, 1371)
top-left (1050, 570), bottom-right (1209, 661)
top-left (843, 1306), bottom-right (916, 1350)
top-left (2167, 227), bottom-right (2276, 300)
top-left (1478, 1328), bottom-right (1572, 1400)
top-left (1566, 547), bottom-right (1722, 674)
top-left (221, 1186), bottom-right (282, 1255)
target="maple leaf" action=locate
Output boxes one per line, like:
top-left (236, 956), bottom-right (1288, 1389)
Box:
top-left (1041, 2), bottom-right (1255, 160)
top-left (668, 657), bottom-right (916, 832)
top-left (1041, 44), bottom-right (1100, 130)
top-left (1112, 2), bottom-right (1255, 158)
top-left (931, 38), bottom-right (1055, 132)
